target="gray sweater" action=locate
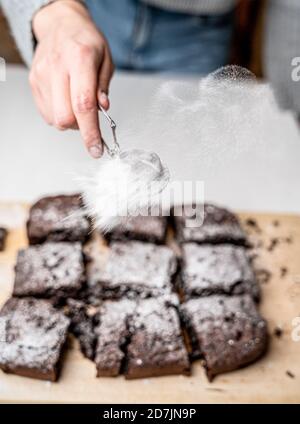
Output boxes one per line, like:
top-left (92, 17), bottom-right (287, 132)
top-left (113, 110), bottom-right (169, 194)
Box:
top-left (1, 0), bottom-right (300, 114)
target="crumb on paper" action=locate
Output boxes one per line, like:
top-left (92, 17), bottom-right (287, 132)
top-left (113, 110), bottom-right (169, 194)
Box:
top-left (256, 268), bottom-right (272, 285)
top-left (273, 327), bottom-right (283, 338)
top-left (286, 370), bottom-right (295, 379)
top-left (280, 267), bottom-right (288, 278)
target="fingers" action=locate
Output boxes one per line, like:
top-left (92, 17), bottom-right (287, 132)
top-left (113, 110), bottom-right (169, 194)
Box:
top-left (51, 71), bottom-right (78, 130)
top-left (70, 48), bottom-right (103, 158)
top-left (98, 47), bottom-right (114, 110)
top-left (29, 68), bottom-right (53, 125)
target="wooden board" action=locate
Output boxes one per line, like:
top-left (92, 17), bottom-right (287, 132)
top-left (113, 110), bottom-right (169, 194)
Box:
top-left (0, 203), bottom-right (299, 404)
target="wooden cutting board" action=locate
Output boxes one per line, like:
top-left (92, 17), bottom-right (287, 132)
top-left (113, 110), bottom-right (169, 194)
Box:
top-left (0, 203), bottom-right (299, 404)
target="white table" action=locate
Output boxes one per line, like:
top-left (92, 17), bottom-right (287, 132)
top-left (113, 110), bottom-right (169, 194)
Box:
top-left (0, 65), bottom-right (300, 213)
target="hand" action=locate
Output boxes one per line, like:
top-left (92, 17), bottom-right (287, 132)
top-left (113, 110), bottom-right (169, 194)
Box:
top-left (30, 0), bottom-right (114, 158)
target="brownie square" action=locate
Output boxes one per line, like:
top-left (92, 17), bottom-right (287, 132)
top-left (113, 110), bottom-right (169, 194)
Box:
top-left (181, 295), bottom-right (268, 381)
top-left (65, 299), bottom-right (98, 360)
top-left (95, 299), bottom-right (137, 377)
top-left (106, 216), bottom-right (168, 244)
top-left (27, 194), bottom-right (90, 245)
top-left (125, 295), bottom-right (190, 379)
top-left (0, 227), bottom-right (7, 251)
top-left (0, 297), bottom-right (70, 381)
top-left (181, 243), bottom-right (260, 300)
top-left (173, 203), bottom-right (247, 245)
top-left (87, 241), bottom-right (177, 299)
top-left (13, 242), bottom-right (85, 299)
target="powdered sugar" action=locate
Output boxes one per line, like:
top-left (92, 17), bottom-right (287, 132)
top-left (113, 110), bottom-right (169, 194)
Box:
top-left (80, 150), bottom-right (169, 233)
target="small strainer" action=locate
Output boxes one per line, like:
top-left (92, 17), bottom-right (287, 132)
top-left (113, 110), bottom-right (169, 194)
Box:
top-left (99, 106), bottom-right (170, 194)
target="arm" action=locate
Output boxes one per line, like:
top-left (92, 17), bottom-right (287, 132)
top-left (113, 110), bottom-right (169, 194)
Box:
top-left (1, 0), bottom-right (50, 66)
top-left (1, 0), bottom-right (114, 158)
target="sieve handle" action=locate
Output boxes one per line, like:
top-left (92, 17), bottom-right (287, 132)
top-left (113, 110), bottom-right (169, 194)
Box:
top-left (99, 105), bottom-right (120, 157)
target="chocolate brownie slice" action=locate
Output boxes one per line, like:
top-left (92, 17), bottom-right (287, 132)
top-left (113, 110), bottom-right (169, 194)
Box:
top-left (125, 295), bottom-right (190, 379)
top-left (0, 297), bottom-right (70, 381)
top-left (0, 227), bottom-right (7, 251)
top-left (173, 203), bottom-right (247, 245)
top-left (181, 295), bottom-right (268, 381)
top-left (181, 243), bottom-right (260, 300)
top-left (106, 216), bottom-right (168, 244)
top-left (95, 298), bottom-right (136, 377)
top-left (13, 242), bottom-right (85, 299)
top-left (87, 241), bottom-right (177, 299)
top-left (27, 194), bottom-right (90, 244)
top-left (65, 299), bottom-right (98, 360)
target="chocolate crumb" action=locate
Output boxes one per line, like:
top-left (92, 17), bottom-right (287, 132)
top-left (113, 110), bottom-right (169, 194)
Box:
top-left (267, 238), bottom-right (279, 252)
top-left (286, 370), bottom-right (295, 379)
top-left (273, 327), bottom-right (283, 338)
top-left (280, 267), bottom-right (288, 278)
top-left (245, 218), bottom-right (261, 233)
top-left (256, 268), bottom-right (272, 285)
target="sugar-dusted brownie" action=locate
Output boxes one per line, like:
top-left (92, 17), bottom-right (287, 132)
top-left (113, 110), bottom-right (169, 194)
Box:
top-left (0, 297), bottom-right (70, 381)
top-left (181, 295), bottom-right (268, 381)
top-left (181, 243), bottom-right (260, 300)
top-left (106, 216), bottom-right (168, 244)
top-left (65, 299), bottom-right (98, 360)
top-left (125, 295), bottom-right (190, 379)
top-left (87, 241), bottom-right (177, 299)
top-left (13, 242), bottom-right (85, 299)
top-left (172, 203), bottom-right (247, 245)
top-left (27, 194), bottom-right (90, 244)
top-left (0, 227), bottom-right (7, 251)
top-left (95, 298), bottom-right (136, 377)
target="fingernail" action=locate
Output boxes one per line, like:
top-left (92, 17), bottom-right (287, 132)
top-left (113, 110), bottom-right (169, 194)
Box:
top-left (100, 92), bottom-right (108, 102)
top-left (100, 92), bottom-right (109, 108)
top-left (89, 144), bottom-right (102, 159)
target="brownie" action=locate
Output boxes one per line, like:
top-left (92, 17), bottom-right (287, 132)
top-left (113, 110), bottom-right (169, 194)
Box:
top-left (87, 241), bottom-right (177, 299)
top-left (106, 216), bottom-right (168, 244)
top-left (172, 203), bottom-right (247, 245)
top-left (65, 299), bottom-right (98, 360)
top-left (0, 297), bottom-right (70, 381)
top-left (181, 295), bottom-right (268, 381)
top-left (125, 295), bottom-right (190, 379)
top-left (95, 298), bottom-right (136, 377)
top-left (13, 242), bottom-right (85, 299)
top-left (0, 227), bottom-right (7, 251)
top-left (181, 243), bottom-right (260, 300)
top-left (27, 194), bottom-right (90, 245)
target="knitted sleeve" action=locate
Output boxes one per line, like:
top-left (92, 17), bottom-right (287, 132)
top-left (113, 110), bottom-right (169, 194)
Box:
top-left (264, 0), bottom-right (300, 114)
top-left (0, 0), bottom-right (51, 66)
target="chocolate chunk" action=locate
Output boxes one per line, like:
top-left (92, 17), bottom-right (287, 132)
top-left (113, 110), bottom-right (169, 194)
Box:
top-left (181, 295), bottom-right (268, 381)
top-left (0, 297), bottom-right (70, 381)
top-left (0, 227), bottom-right (7, 251)
top-left (95, 299), bottom-right (136, 377)
top-left (27, 194), bottom-right (90, 245)
top-left (13, 242), bottom-right (85, 299)
top-left (181, 243), bottom-right (260, 300)
top-left (106, 216), bottom-right (168, 244)
top-left (173, 204), bottom-right (247, 245)
top-left (125, 296), bottom-right (190, 379)
top-left (87, 241), bottom-right (177, 299)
